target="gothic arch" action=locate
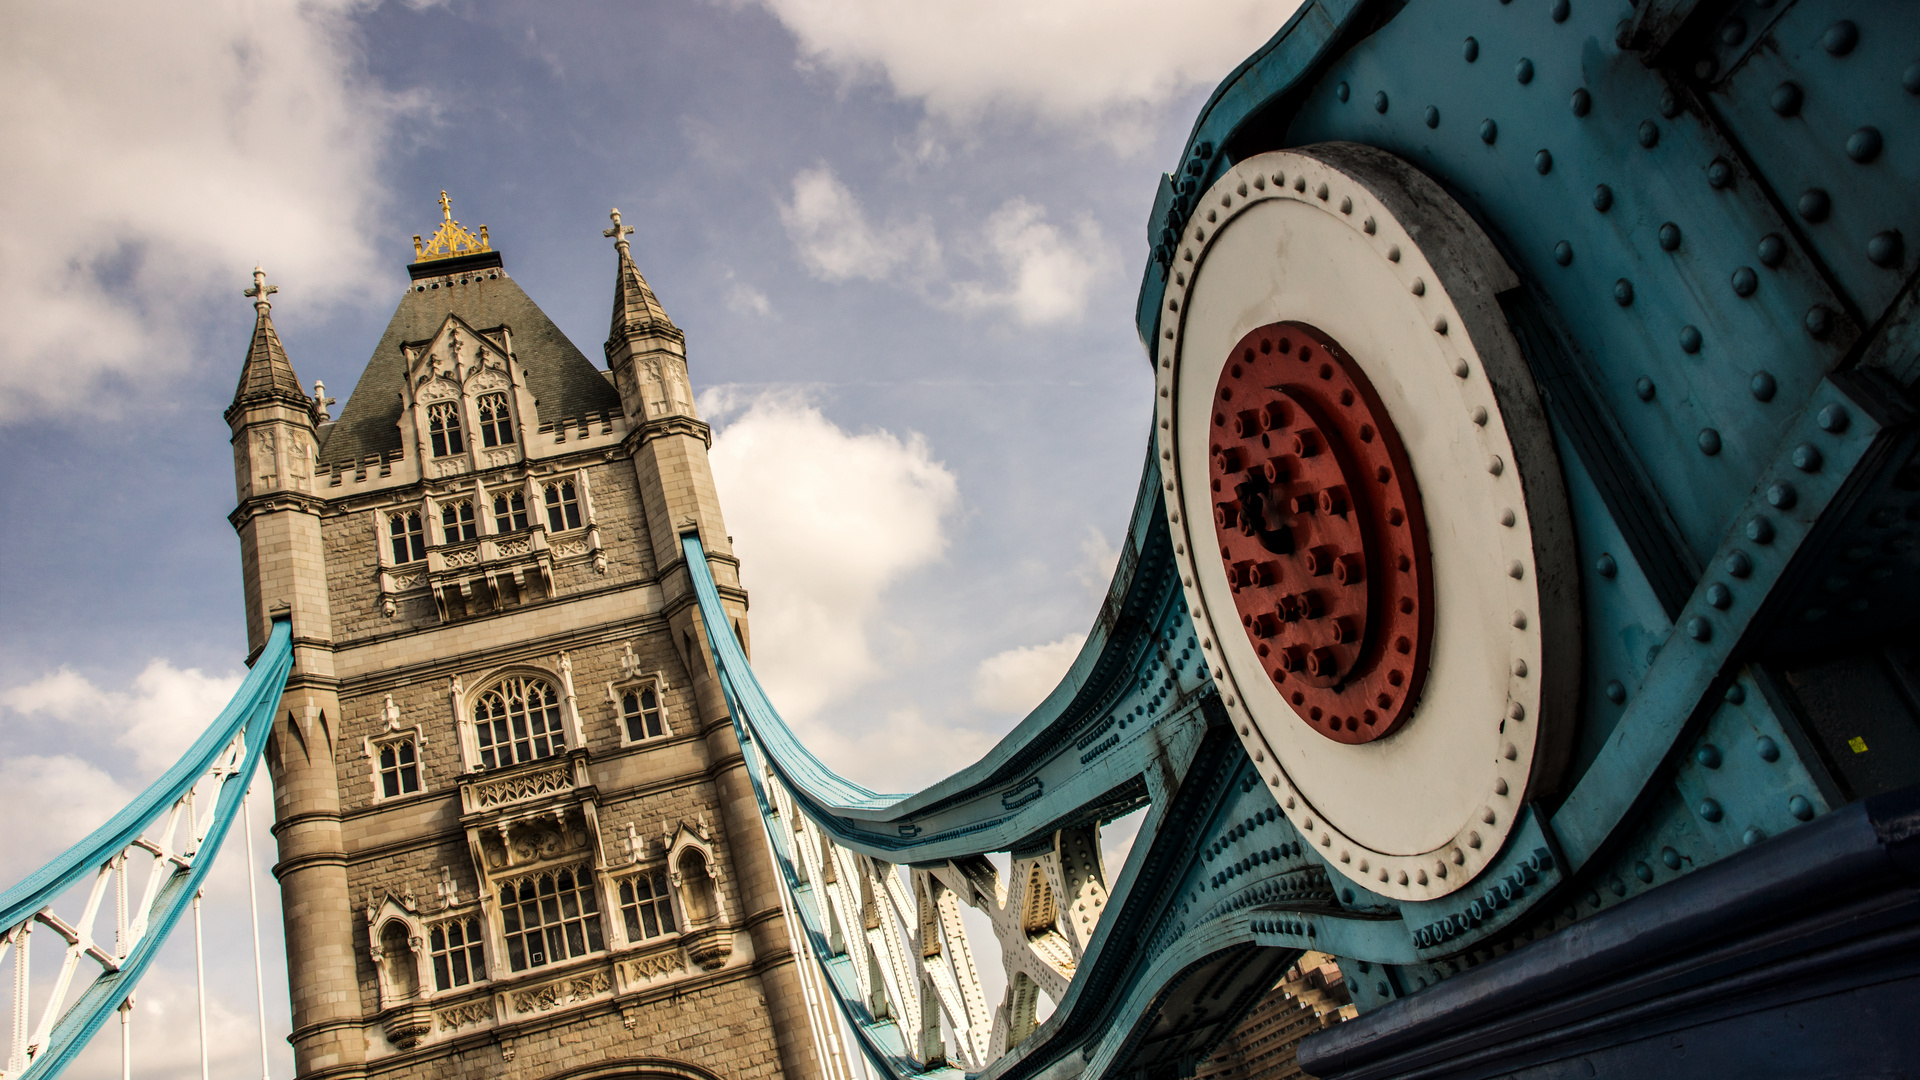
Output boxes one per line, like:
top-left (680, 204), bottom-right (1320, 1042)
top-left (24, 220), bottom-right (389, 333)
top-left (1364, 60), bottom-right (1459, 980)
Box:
top-left (454, 659), bottom-right (583, 771)
top-left (542, 1057), bottom-right (726, 1080)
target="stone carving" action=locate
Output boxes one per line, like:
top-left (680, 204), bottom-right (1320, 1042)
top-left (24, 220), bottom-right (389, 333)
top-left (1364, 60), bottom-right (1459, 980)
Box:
top-left (389, 570), bottom-right (426, 591)
top-left (512, 970), bottom-right (610, 1014)
top-left (495, 537), bottom-right (531, 558)
top-left (443, 546), bottom-right (480, 568)
top-left (552, 540), bottom-right (589, 559)
top-left (437, 999), bottom-right (493, 1031)
top-left (622, 951), bottom-right (684, 983)
top-left (469, 763), bottom-right (572, 809)
top-left (484, 448), bottom-right (517, 468)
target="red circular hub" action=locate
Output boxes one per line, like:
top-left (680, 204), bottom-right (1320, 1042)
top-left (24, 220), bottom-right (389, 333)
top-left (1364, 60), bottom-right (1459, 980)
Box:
top-left (1209, 321), bottom-right (1434, 744)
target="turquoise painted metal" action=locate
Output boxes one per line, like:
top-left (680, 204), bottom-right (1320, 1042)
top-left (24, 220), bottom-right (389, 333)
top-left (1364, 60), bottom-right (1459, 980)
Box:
top-left (0, 619), bottom-right (293, 1080)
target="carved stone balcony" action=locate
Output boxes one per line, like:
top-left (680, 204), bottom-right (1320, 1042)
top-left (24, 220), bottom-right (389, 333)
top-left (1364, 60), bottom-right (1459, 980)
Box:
top-left (423, 529), bottom-right (555, 621)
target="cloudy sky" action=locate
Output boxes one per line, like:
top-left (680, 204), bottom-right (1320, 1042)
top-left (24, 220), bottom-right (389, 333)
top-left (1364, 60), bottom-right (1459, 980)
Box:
top-left (0, 1), bottom-right (1301, 1073)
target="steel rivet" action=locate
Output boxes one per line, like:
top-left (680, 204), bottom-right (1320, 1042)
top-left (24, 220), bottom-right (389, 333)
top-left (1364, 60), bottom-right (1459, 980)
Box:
top-left (1554, 240), bottom-right (1574, 266)
top-left (1707, 158), bottom-right (1734, 188)
top-left (1793, 443), bottom-right (1822, 472)
top-left (1679, 326), bottom-right (1702, 354)
top-left (1662, 846), bottom-right (1683, 870)
top-left (1614, 278), bottom-right (1635, 306)
top-left (1719, 17), bottom-right (1746, 46)
top-left (1363, 216), bottom-right (1376, 235)
top-left (1635, 376), bottom-right (1655, 401)
top-left (1707, 582), bottom-right (1733, 609)
top-left (1494, 778), bottom-right (1508, 796)
top-left (1509, 561), bottom-right (1525, 580)
top-left (1412, 277), bottom-right (1426, 296)
top-left (1593, 183), bottom-right (1614, 212)
top-left (1660, 87), bottom-right (1681, 119)
top-left (1513, 659), bottom-right (1528, 677)
top-left (1471, 406), bottom-right (1488, 425)
top-left (1731, 266), bottom-right (1758, 297)
top-left (1868, 230), bottom-right (1905, 269)
top-left (1488, 455), bottom-right (1504, 476)
top-left (1635, 861), bottom-right (1654, 883)
top-left (1480, 118), bottom-right (1498, 144)
top-left (1742, 827), bottom-right (1766, 846)
top-left (1767, 482), bottom-right (1796, 509)
top-left (1788, 795), bottom-right (1814, 821)
top-left (1725, 550), bottom-right (1752, 578)
top-left (1500, 508), bottom-right (1516, 527)
top-left (1535, 149), bottom-right (1553, 174)
top-left (1463, 37), bottom-right (1479, 62)
top-left (1797, 189), bottom-right (1831, 222)
top-left (1596, 553), bottom-right (1618, 577)
top-left (1512, 610), bottom-right (1527, 629)
top-left (1756, 736), bottom-right (1779, 762)
top-left (1454, 359), bottom-right (1470, 378)
top-left (1846, 126), bottom-right (1883, 164)
top-left (1817, 404), bottom-right (1850, 432)
top-left (1750, 371), bottom-right (1776, 401)
top-left (1747, 517), bottom-right (1774, 544)
top-left (1424, 105), bottom-right (1440, 129)
top-left (1434, 316), bottom-right (1449, 334)
top-left (1605, 680), bottom-right (1626, 704)
top-left (1822, 19), bottom-right (1858, 57)
top-left (1551, 0), bottom-right (1569, 22)
top-left (1695, 57), bottom-right (1718, 81)
top-left (1637, 120), bottom-right (1659, 148)
top-left (1570, 88), bottom-right (1591, 117)
top-left (1515, 58), bottom-right (1534, 85)
top-left (1374, 90), bottom-right (1390, 114)
top-left (1658, 222), bottom-right (1682, 251)
top-left (1805, 304), bottom-right (1834, 339)
top-left (1336, 81), bottom-right (1350, 103)
top-left (1770, 82), bottom-right (1803, 117)
top-left (1698, 798), bottom-right (1723, 822)
top-left (1687, 616), bottom-right (1712, 641)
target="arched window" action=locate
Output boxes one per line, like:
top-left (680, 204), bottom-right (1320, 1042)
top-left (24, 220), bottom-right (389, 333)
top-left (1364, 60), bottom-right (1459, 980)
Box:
top-left (500, 865), bottom-right (604, 971)
top-left (619, 869), bottom-right (676, 941)
top-left (678, 848), bottom-right (717, 924)
top-left (544, 481), bottom-right (582, 532)
top-left (493, 490), bottom-right (528, 532)
top-left (377, 739), bottom-right (419, 798)
top-left (389, 511), bottom-right (426, 563)
top-left (477, 393), bottom-right (514, 447)
top-left (440, 499), bottom-right (477, 544)
top-left (473, 676), bottom-right (565, 769)
top-left (379, 920), bottom-right (418, 1003)
top-left (621, 686), bottom-right (664, 741)
top-left (428, 401), bottom-right (465, 457)
top-left (429, 917), bottom-right (485, 990)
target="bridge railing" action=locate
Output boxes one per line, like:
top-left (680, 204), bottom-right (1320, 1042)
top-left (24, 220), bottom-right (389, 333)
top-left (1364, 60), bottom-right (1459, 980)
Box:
top-left (0, 619), bottom-right (293, 1080)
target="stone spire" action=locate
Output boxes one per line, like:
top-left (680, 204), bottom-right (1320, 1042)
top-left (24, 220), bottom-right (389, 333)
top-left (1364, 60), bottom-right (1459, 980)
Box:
top-left (604, 209), bottom-right (683, 346)
top-left (228, 266), bottom-right (311, 419)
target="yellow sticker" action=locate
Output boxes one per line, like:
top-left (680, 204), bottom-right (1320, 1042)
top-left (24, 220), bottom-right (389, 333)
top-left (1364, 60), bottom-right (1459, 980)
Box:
top-left (1848, 736), bottom-right (1869, 754)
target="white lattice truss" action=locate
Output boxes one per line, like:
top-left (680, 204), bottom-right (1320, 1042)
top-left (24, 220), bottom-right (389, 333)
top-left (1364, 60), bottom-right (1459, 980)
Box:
top-left (763, 773), bottom-right (1112, 1072)
top-left (0, 733), bottom-right (248, 1080)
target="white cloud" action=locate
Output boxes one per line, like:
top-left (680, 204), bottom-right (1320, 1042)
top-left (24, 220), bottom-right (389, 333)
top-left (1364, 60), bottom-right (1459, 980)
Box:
top-left (703, 388), bottom-right (959, 722)
top-left (951, 199), bottom-right (1107, 326)
top-left (790, 707), bottom-right (1000, 794)
top-left (756, 0), bottom-right (1306, 148)
top-left (1077, 527), bottom-right (1121, 599)
top-left (972, 634), bottom-right (1086, 717)
top-left (780, 165), bottom-right (939, 283)
top-left (0, 0), bottom-right (412, 423)
top-left (2, 660), bottom-right (244, 778)
top-left (65, 974), bottom-right (277, 1080)
top-left (727, 281), bottom-right (774, 317)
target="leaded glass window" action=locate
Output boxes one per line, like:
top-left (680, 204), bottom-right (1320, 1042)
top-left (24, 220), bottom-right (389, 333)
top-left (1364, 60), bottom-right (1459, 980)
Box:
top-left (473, 676), bottom-right (565, 770)
top-left (500, 866), bottom-right (604, 971)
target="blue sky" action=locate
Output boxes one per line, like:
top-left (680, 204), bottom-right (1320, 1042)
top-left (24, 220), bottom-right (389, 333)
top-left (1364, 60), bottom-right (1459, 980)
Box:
top-left (0, 1), bottom-right (1300, 1074)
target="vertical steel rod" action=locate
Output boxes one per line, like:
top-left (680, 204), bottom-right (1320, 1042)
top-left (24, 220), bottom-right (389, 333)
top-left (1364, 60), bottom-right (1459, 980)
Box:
top-left (242, 789), bottom-right (271, 1080)
top-left (193, 890), bottom-right (210, 1080)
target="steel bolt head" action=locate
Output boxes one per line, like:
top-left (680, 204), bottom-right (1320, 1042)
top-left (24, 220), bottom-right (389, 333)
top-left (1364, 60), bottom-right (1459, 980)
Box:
top-left (1750, 371), bottom-right (1777, 401)
top-left (1605, 679), bottom-right (1626, 704)
top-left (1462, 37), bottom-right (1479, 62)
top-left (1697, 743), bottom-right (1723, 769)
top-left (1793, 443), bottom-right (1823, 472)
top-left (1747, 516), bottom-right (1775, 544)
top-left (1592, 183), bottom-right (1613, 211)
top-left (1789, 795), bottom-right (1814, 821)
top-left (1805, 304), bottom-right (1834, 338)
top-left (1635, 376), bottom-right (1655, 401)
top-left (1687, 616), bottom-right (1712, 641)
top-left (1635, 861), bottom-right (1654, 883)
top-left (1374, 90), bottom-right (1389, 113)
top-left (1798, 188), bottom-right (1831, 222)
top-left (1596, 553), bottom-right (1618, 578)
top-left (1554, 240), bottom-right (1574, 266)
top-left (1726, 683), bottom-right (1745, 705)
top-left (1679, 325), bottom-right (1703, 353)
top-left (1822, 19), bottom-right (1858, 56)
top-left (1480, 118), bottom-right (1498, 144)
top-left (1707, 158), bottom-right (1734, 188)
top-left (1868, 230), bottom-right (1905, 269)
top-left (1698, 798), bottom-right (1723, 822)
top-left (1756, 735), bottom-right (1780, 762)
top-left (1846, 126), bottom-right (1883, 164)
top-left (1767, 482), bottom-right (1797, 509)
top-left (1707, 582), bottom-right (1734, 609)
top-left (1570, 87), bottom-right (1591, 117)
top-left (1551, 0), bottom-right (1569, 22)
top-left (1424, 105), bottom-right (1440, 129)
top-left (1658, 222), bottom-right (1682, 251)
top-left (1769, 81), bottom-right (1803, 116)
top-left (1742, 827), bottom-right (1766, 846)
top-left (1336, 81), bottom-right (1350, 103)
top-left (1817, 404), bottom-right (1850, 432)
top-left (1719, 17), bottom-right (1747, 46)
top-left (1614, 278), bottom-right (1635, 306)
top-left (1698, 428), bottom-right (1722, 455)
top-left (1637, 120), bottom-right (1660, 148)
top-left (1534, 149), bottom-right (1553, 174)
top-left (1659, 88), bottom-right (1682, 119)
top-left (1731, 266), bottom-right (1759, 297)
top-left (1725, 550), bottom-right (1753, 578)
top-left (1757, 233), bottom-right (1787, 267)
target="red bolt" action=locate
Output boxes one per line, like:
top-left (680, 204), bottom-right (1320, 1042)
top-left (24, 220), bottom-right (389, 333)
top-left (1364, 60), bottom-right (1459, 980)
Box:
top-left (1318, 485), bottom-right (1349, 516)
top-left (1250, 561), bottom-right (1279, 587)
top-left (1330, 617), bottom-right (1357, 644)
top-left (1307, 647), bottom-right (1339, 679)
top-left (1251, 612), bottom-right (1281, 637)
top-left (1276, 595), bottom-right (1303, 622)
top-left (1293, 430), bottom-right (1321, 457)
top-left (1215, 503), bottom-right (1239, 529)
top-left (1279, 646), bottom-right (1307, 672)
top-left (1306, 546), bottom-right (1337, 575)
top-left (1290, 493), bottom-right (1317, 515)
top-left (1217, 447), bottom-right (1244, 472)
top-left (1233, 411), bottom-right (1262, 438)
top-left (1334, 553), bottom-right (1365, 585)
top-left (1230, 560), bottom-right (1255, 590)
top-left (1298, 591), bottom-right (1326, 619)
top-left (1263, 458), bottom-right (1288, 484)
top-left (1262, 402), bottom-right (1289, 430)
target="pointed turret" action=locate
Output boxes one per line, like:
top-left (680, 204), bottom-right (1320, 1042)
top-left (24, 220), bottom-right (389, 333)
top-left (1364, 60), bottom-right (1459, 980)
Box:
top-left (606, 211), bottom-right (683, 346)
top-left (226, 267), bottom-right (313, 423)
top-left (603, 209), bottom-right (697, 423)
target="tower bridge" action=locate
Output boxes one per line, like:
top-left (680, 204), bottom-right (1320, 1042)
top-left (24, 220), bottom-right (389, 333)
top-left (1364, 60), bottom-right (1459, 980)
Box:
top-left (6, 1), bottom-right (1920, 1078)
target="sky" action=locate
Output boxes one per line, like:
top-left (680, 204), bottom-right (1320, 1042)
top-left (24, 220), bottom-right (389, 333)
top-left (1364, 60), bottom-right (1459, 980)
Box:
top-left (0, 1), bottom-right (1303, 1074)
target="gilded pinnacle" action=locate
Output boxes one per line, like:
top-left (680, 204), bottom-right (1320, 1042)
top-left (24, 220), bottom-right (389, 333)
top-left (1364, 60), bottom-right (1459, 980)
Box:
top-left (413, 190), bottom-right (491, 262)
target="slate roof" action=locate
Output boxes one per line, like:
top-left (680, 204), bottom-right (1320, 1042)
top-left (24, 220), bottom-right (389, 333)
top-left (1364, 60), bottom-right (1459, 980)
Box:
top-left (319, 265), bottom-right (622, 467)
top-left (610, 248), bottom-right (682, 345)
top-left (231, 305), bottom-right (308, 408)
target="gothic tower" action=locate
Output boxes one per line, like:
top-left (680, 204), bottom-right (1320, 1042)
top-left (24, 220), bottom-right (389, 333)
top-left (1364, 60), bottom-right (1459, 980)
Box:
top-left (228, 195), bottom-right (825, 1080)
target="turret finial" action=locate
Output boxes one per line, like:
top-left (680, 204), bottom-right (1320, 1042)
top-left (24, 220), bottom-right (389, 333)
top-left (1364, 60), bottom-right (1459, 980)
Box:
top-left (604, 208), bottom-right (635, 257)
top-left (412, 191), bottom-right (491, 262)
top-left (244, 266), bottom-right (278, 312)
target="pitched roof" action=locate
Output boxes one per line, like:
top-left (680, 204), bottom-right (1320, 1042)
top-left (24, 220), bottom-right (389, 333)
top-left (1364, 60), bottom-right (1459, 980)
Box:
top-left (318, 266), bottom-right (622, 466)
top-left (230, 304), bottom-right (308, 409)
top-left (610, 248), bottom-right (683, 346)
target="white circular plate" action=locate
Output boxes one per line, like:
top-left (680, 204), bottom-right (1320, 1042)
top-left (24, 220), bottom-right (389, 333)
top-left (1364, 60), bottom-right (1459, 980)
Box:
top-left (1155, 145), bottom-right (1578, 901)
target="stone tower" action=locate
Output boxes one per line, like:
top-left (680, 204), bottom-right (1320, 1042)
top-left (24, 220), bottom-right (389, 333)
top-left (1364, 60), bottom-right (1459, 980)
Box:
top-left (228, 195), bottom-right (825, 1080)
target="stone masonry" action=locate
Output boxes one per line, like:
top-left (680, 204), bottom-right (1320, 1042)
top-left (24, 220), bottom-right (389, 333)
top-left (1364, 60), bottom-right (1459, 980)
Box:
top-left (226, 200), bottom-right (824, 1080)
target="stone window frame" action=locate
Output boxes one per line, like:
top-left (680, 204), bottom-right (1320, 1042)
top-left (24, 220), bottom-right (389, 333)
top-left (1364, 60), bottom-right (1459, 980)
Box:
top-left (387, 510), bottom-right (427, 564)
top-left (363, 695), bottom-right (430, 805)
top-left (426, 914), bottom-right (488, 992)
top-left (613, 864), bottom-right (679, 946)
top-left (439, 497), bottom-right (479, 544)
top-left (604, 644), bottom-right (673, 749)
top-left (449, 657), bottom-right (586, 775)
top-left (475, 391), bottom-right (516, 449)
top-left (427, 400), bottom-right (466, 458)
top-left (494, 860), bottom-right (608, 973)
top-left (366, 896), bottom-right (432, 1011)
top-left (540, 470), bottom-right (592, 534)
